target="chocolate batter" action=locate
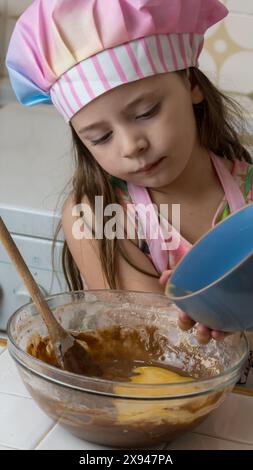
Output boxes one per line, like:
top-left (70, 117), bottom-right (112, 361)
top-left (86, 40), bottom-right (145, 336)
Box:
top-left (25, 324), bottom-right (225, 447)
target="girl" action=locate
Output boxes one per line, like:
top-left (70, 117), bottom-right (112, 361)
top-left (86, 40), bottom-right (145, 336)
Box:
top-left (6, 0), bottom-right (253, 345)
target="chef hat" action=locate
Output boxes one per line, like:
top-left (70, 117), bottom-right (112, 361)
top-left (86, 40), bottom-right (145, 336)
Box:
top-left (6, 0), bottom-right (228, 122)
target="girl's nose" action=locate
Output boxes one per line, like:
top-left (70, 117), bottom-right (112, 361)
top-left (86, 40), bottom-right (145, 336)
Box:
top-left (120, 132), bottom-right (149, 159)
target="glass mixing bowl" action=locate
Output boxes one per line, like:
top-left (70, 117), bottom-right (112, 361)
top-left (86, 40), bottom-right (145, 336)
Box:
top-left (7, 290), bottom-right (248, 448)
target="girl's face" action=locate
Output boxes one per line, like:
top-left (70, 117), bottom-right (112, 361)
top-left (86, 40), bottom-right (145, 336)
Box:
top-left (71, 72), bottom-right (203, 189)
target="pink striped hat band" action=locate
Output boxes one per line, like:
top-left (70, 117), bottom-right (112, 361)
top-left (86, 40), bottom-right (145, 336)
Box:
top-left (50, 33), bottom-right (204, 123)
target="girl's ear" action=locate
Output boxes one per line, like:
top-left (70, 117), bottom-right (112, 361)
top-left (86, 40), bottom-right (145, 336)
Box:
top-left (184, 69), bottom-right (204, 104)
top-left (191, 83), bottom-right (204, 105)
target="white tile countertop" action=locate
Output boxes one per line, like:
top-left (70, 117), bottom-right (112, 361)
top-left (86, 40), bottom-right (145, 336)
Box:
top-left (0, 336), bottom-right (253, 451)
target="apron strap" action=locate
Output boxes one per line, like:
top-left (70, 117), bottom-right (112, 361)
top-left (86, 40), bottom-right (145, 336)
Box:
top-left (210, 151), bottom-right (245, 212)
top-left (127, 182), bottom-right (169, 273)
top-left (127, 152), bottom-right (246, 273)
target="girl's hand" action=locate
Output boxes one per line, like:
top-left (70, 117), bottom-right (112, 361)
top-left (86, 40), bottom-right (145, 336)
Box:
top-left (177, 311), bottom-right (233, 344)
top-left (159, 270), bottom-right (233, 345)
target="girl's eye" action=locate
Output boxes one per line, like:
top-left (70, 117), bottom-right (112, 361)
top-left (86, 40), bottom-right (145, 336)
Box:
top-left (91, 132), bottom-right (112, 146)
top-left (136, 103), bottom-right (160, 120)
top-left (91, 103), bottom-right (160, 145)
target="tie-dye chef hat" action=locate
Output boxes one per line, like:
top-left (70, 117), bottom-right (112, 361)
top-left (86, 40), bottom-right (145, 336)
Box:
top-left (6, 0), bottom-right (228, 123)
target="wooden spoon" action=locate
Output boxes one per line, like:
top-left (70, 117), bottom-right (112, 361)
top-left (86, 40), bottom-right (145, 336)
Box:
top-left (0, 216), bottom-right (101, 376)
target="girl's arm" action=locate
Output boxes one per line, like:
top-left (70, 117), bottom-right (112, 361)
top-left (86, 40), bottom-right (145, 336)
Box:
top-left (116, 237), bottom-right (164, 292)
top-left (62, 194), bottom-right (110, 288)
top-left (62, 194), bottom-right (164, 292)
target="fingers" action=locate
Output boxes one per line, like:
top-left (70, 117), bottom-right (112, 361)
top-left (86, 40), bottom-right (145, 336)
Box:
top-left (159, 270), bottom-right (172, 286)
top-left (177, 313), bottom-right (232, 345)
top-left (178, 311), bottom-right (195, 331)
top-left (211, 330), bottom-right (233, 341)
top-left (195, 324), bottom-right (212, 344)
top-left (160, 269), bottom-right (233, 345)
top-left (183, 320), bottom-right (233, 344)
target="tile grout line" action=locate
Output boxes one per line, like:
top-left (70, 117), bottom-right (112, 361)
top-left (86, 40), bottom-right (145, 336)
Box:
top-left (0, 441), bottom-right (23, 450)
top-left (160, 442), bottom-right (169, 450)
top-left (192, 430), bottom-right (253, 448)
top-left (0, 390), bottom-right (32, 399)
top-left (33, 421), bottom-right (59, 450)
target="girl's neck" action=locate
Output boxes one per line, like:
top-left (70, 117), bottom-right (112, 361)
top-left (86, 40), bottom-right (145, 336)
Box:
top-left (148, 148), bottom-right (233, 245)
top-left (149, 147), bottom-right (223, 204)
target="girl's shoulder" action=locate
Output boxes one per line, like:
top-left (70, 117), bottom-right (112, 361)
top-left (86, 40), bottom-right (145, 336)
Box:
top-left (217, 157), bottom-right (253, 223)
top-left (232, 158), bottom-right (253, 203)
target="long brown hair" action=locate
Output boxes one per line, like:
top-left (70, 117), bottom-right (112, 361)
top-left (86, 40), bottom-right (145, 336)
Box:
top-left (52, 67), bottom-right (252, 291)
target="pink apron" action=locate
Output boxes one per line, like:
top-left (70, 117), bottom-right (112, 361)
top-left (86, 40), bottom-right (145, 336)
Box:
top-left (127, 151), bottom-right (246, 274)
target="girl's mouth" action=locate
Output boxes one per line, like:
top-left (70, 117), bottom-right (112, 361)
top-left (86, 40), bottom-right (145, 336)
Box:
top-left (135, 157), bottom-right (165, 174)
